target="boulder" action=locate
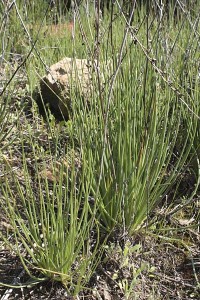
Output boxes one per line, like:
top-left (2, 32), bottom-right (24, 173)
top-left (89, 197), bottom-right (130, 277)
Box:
top-left (38, 57), bottom-right (98, 119)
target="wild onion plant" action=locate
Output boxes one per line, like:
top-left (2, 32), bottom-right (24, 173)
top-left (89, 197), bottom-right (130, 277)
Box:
top-left (75, 60), bottom-right (197, 234)
top-left (1, 127), bottom-right (101, 293)
top-left (0, 0), bottom-right (199, 295)
top-left (71, 4), bottom-right (199, 234)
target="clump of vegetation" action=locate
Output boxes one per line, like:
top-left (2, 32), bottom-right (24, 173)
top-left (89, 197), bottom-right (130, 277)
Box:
top-left (0, 0), bottom-right (199, 299)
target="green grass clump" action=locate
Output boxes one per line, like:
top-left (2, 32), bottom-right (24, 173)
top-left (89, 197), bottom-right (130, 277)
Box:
top-left (0, 0), bottom-right (199, 297)
top-left (1, 125), bottom-right (101, 293)
top-left (78, 60), bottom-right (198, 234)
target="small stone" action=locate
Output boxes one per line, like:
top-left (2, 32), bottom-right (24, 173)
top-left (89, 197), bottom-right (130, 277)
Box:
top-left (37, 57), bottom-right (98, 120)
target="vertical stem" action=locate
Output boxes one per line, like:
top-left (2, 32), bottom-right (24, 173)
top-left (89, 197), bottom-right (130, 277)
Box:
top-left (94, 0), bottom-right (104, 118)
top-left (143, 0), bottom-right (150, 228)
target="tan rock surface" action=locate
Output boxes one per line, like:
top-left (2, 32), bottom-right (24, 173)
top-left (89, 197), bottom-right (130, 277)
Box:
top-left (39, 57), bottom-right (97, 119)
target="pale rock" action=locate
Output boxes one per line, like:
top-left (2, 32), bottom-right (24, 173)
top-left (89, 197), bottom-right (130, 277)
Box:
top-left (38, 57), bottom-right (98, 119)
